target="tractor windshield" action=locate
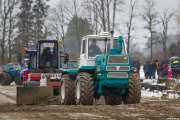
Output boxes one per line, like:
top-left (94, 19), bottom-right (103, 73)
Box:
top-left (88, 38), bottom-right (125, 58)
top-left (29, 54), bottom-right (36, 68)
top-left (39, 42), bottom-right (58, 68)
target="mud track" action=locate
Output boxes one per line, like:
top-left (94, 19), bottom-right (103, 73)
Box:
top-left (0, 83), bottom-right (180, 120)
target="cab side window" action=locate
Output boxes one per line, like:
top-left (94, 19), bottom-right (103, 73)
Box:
top-left (82, 40), bottom-right (86, 54)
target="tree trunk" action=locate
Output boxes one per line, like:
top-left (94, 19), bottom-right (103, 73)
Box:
top-left (101, 0), bottom-right (106, 31)
top-left (112, 0), bottom-right (116, 31)
top-left (107, 0), bottom-right (110, 32)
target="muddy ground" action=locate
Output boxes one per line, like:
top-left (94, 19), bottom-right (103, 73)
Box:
top-left (0, 83), bottom-right (180, 120)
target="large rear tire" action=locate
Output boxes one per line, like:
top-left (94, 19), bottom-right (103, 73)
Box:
top-left (6, 73), bottom-right (12, 85)
top-left (104, 94), bottom-right (122, 105)
top-left (60, 74), bottom-right (75, 105)
top-left (75, 72), bottom-right (94, 105)
top-left (0, 73), bottom-right (9, 86)
top-left (122, 73), bottom-right (141, 104)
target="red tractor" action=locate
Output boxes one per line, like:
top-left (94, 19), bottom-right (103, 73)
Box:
top-left (17, 40), bottom-right (66, 105)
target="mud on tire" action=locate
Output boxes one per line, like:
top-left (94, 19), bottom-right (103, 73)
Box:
top-left (75, 72), bottom-right (94, 105)
top-left (122, 73), bottom-right (141, 104)
top-left (60, 74), bottom-right (75, 105)
top-left (104, 94), bottom-right (122, 105)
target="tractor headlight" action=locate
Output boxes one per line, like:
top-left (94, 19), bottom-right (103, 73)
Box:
top-left (96, 67), bottom-right (101, 72)
top-left (133, 67), bottom-right (137, 72)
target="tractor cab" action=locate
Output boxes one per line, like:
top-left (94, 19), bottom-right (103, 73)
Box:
top-left (24, 50), bottom-right (37, 69)
top-left (79, 32), bottom-right (127, 67)
top-left (21, 50), bottom-right (37, 81)
top-left (37, 40), bottom-right (59, 70)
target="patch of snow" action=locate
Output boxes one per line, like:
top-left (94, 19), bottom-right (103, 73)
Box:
top-left (167, 93), bottom-right (179, 99)
top-left (141, 78), bottom-right (180, 99)
top-left (141, 88), bottom-right (163, 98)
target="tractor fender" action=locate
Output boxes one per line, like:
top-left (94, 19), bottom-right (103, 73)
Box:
top-left (62, 70), bottom-right (78, 80)
top-left (78, 66), bottom-right (95, 74)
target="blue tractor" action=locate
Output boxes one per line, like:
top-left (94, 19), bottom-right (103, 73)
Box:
top-left (0, 63), bottom-right (22, 86)
top-left (59, 31), bottom-right (141, 105)
top-left (20, 50), bottom-right (37, 83)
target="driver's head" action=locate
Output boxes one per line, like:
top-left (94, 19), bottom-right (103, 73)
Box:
top-left (46, 47), bottom-right (50, 53)
top-left (92, 39), bottom-right (97, 45)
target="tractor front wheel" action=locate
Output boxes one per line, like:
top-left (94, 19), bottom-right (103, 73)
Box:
top-left (122, 73), bottom-right (141, 104)
top-left (60, 74), bottom-right (75, 105)
top-left (75, 72), bottom-right (94, 105)
top-left (15, 76), bottom-right (23, 85)
top-left (104, 94), bottom-right (122, 105)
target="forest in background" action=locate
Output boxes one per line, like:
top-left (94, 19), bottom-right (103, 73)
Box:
top-left (0, 0), bottom-right (180, 65)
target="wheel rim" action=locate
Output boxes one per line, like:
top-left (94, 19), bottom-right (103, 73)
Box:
top-left (61, 82), bottom-right (65, 100)
top-left (76, 82), bottom-right (80, 99)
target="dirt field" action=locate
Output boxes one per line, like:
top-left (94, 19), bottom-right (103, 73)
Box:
top-left (0, 83), bottom-right (180, 120)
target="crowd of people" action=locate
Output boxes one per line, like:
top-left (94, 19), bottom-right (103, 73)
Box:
top-left (142, 58), bottom-right (180, 79)
top-left (143, 60), bottom-right (159, 79)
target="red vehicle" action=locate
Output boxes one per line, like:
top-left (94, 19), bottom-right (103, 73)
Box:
top-left (17, 40), bottom-right (65, 105)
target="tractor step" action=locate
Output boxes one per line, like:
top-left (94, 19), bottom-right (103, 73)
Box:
top-left (16, 86), bottom-right (53, 105)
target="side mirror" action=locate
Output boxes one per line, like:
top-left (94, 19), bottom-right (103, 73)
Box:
top-left (64, 53), bottom-right (69, 64)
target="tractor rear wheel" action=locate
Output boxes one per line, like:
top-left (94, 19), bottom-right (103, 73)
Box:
top-left (5, 73), bottom-right (11, 85)
top-left (0, 73), bottom-right (9, 86)
top-left (60, 74), bottom-right (75, 105)
top-left (104, 94), bottom-right (122, 105)
top-left (75, 72), bottom-right (94, 105)
top-left (122, 73), bottom-right (141, 104)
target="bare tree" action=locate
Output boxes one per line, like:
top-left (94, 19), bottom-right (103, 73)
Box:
top-left (142, 0), bottom-right (159, 61)
top-left (0, 0), bottom-right (19, 65)
top-left (175, 3), bottom-right (180, 41)
top-left (47, 0), bottom-right (68, 51)
top-left (82, 0), bottom-right (124, 33)
top-left (126, 0), bottom-right (138, 54)
top-left (158, 8), bottom-right (176, 58)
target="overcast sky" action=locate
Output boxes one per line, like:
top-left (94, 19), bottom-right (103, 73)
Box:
top-left (46, 0), bottom-right (180, 54)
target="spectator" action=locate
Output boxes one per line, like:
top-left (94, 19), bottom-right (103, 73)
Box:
top-left (161, 62), bottom-right (168, 77)
top-left (155, 60), bottom-right (159, 77)
top-left (171, 59), bottom-right (180, 78)
top-left (143, 61), bottom-right (151, 79)
top-left (136, 60), bottom-right (140, 76)
top-left (150, 60), bottom-right (157, 79)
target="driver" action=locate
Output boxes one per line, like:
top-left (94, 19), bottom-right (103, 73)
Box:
top-left (89, 39), bottom-right (102, 57)
top-left (41, 47), bottom-right (54, 66)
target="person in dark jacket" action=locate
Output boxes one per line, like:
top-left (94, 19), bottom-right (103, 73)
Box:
top-left (143, 61), bottom-right (151, 79)
top-left (171, 60), bottom-right (180, 78)
top-left (136, 60), bottom-right (140, 76)
top-left (41, 47), bottom-right (54, 67)
top-left (89, 39), bottom-right (102, 57)
top-left (150, 60), bottom-right (157, 79)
